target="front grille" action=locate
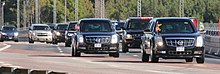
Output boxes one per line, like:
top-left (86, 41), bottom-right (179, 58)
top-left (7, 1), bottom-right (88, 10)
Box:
top-left (165, 38), bottom-right (195, 47)
top-left (132, 34), bottom-right (143, 37)
top-left (87, 47), bottom-right (109, 50)
top-left (168, 51), bottom-right (192, 55)
top-left (37, 33), bottom-right (48, 36)
top-left (85, 36), bottom-right (111, 43)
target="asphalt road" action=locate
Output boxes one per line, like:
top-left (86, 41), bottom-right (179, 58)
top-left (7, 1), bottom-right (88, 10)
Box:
top-left (0, 41), bottom-right (220, 74)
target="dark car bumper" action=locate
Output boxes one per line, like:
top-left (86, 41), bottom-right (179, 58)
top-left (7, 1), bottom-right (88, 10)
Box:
top-left (1, 35), bottom-right (18, 40)
top-left (56, 36), bottom-right (65, 42)
top-left (125, 38), bottom-right (142, 47)
top-left (154, 47), bottom-right (204, 59)
top-left (78, 43), bottom-right (119, 54)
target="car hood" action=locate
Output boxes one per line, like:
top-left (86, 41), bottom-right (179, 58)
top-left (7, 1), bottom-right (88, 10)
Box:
top-left (80, 32), bottom-right (115, 36)
top-left (55, 30), bottom-right (66, 33)
top-left (126, 30), bottom-right (144, 34)
top-left (2, 30), bottom-right (17, 33)
top-left (160, 32), bottom-right (200, 37)
top-left (33, 30), bottom-right (51, 34)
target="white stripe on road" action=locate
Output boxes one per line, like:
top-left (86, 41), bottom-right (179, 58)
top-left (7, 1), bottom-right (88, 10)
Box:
top-left (56, 45), bottom-right (65, 54)
top-left (0, 44), bottom-right (11, 51)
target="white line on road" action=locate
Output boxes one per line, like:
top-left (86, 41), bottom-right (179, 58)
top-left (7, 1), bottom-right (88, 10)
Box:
top-left (133, 55), bottom-right (139, 57)
top-left (56, 45), bottom-right (65, 54)
top-left (0, 44), bottom-right (11, 51)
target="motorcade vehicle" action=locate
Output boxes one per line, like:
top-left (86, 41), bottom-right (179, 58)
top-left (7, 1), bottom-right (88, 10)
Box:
top-left (28, 24), bottom-right (52, 43)
top-left (52, 23), bottom-right (68, 44)
top-left (141, 17), bottom-right (205, 64)
top-left (121, 17), bottom-right (153, 52)
top-left (0, 25), bottom-right (19, 42)
top-left (65, 21), bottom-right (78, 47)
top-left (71, 18), bottom-right (120, 57)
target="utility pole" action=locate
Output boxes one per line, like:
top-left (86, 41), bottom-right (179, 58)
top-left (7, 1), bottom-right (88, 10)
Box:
top-left (137, 0), bottom-right (141, 17)
top-left (35, 0), bottom-right (38, 23)
top-left (95, 0), bottom-right (105, 18)
top-left (64, 0), bottom-right (67, 23)
top-left (17, 0), bottom-right (20, 28)
top-left (23, 0), bottom-right (27, 28)
top-left (53, 0), bottom-right (56, 24)
top-left (1, 0), bottom-right (5, 26)
top-left (75, 0), bottom-right (78, 21)
top-left (179, 0), bottom-right (184, 17)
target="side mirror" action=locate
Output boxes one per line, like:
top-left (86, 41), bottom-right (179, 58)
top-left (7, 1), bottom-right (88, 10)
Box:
top-left (199, 30), bottom-right (206, 34)
top-left (29, 28), bottom-right (31, 30)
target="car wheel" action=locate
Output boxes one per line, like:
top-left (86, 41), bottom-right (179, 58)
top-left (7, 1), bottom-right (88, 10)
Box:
top-left (65, 41), bottom-right (71, 47)
top-left (0, 39), bottom-right (3, 42)
top-left (196, 55), bottom-right (205, 64)
top-left (185, 58), bottom-right (193, 62)
top-left (29, 38), bottom-right (34, 43)
top-left (150, 43), bottom-right (159, 63)
top-left (73, 42), bottom-right (81, 57)
top-left (14, 40), bottom-right (19, 42)
top-left (142, 43), bottom-right (150, 62)
top-left (122, 41), bottom-right (128, 53)
top-left (52, 39), bottom-right (58, 44)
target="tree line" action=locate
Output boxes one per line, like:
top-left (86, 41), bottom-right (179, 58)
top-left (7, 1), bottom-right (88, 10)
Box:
top-left (2, 0), bottom-right (220, 27)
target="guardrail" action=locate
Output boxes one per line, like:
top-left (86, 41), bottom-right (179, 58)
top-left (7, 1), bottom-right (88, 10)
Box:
top-left (0, 66), bottom-right (68, 74)
top-left (204, 36), bottom-right (220, 56)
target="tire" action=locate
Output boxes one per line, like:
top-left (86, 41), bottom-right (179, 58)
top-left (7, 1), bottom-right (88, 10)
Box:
top-left (52, 39), bottom-right (58, 44)
top-left (150, 50), bottom-right (159, 63)
top-left (196, 55), bottom-right (205, 64)
top-left (0, 39), bottom-right (3, 42)
top-left (14, 40), bottom-right (19, 42)
top-left (142, 50), bottom-right (150, 62)
top-left (29, 38), bottom-right (34, 43)
top-left (65, 41), bottom-right (71, 47)
top-left (122, 41), bottom-right (128, 53)
top-left (72, 42), bottom-right (81, 57)
top-left (185, 58), bottom-right (193, 62)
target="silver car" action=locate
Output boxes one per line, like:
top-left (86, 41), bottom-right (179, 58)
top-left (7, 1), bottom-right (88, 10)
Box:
top-left (28, 24), bottom-right (52, 43)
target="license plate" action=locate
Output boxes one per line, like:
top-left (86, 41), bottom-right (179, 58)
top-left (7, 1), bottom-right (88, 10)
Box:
top-left (9, 37), bottom-right (12, 39)
top-left (94, 44), bottom-right (101, 48)
top-left (176, 47), bottom-right (185, 51)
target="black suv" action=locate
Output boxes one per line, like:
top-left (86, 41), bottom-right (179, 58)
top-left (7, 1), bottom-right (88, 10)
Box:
top-left (71, 18), bottom-right (120, 57)
top-left (0, 25), bottom-right (19, 42)
top-left (52, 23), bottom-right (68, 44)
top-left (121, 17), bottom-right (153, 52)
top-left (141, 17), bottom-right (205, 64)
top-left (65, 21), bottom-right (78, 47)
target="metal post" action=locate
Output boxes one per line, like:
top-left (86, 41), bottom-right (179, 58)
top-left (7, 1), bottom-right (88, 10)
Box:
top-left (35, 0), bottom-right (38, 23)
top-left (100, 0), bottom-right (105, 18)
top-left (1, 1), bottom-right (5, 26)
top-left (23, 0), bottom-right (27, 28)
top-left (137, 0), bottom-right (141, 17)
top-left (179, 0), bottom-right (184, 17)
top-left (64, 0), bottom-right (67, 23)
top-left (17, 0), bottom-right (20, 28)
top-left (53, 0), bottom-right (56, 24)
top-left (75, 0), bottom-right (78, 21)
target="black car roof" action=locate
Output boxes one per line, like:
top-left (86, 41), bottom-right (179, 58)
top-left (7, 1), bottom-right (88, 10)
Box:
top-left (152, 17), bottom-right (192, 21)
top-left (79, 18), bottom-right (110, 21)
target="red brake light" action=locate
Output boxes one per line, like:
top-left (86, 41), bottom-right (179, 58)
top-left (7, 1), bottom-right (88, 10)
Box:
top-left (140, 17), bottom-right (153, 20)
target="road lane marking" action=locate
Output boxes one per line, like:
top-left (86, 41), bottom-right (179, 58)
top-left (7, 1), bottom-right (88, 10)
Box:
top-left (60, 51), bottom-right (63, 53)
top-left (56, 45), bottom-right (65, 55)
top-left (133, 55), bottom-right (139, 57)
top-left (0, 44), bottom-right (11, 51)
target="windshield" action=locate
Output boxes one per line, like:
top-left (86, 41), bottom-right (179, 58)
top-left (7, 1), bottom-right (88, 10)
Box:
top-left (115, 22), bottom-right (125, 30)
top-left (33, 26), bottom-right (50, 30)
top-left (2, 27), bottom-right (16, 31)
top-left (80, 21), bottom-right (112, 32)
top-left (68, 23), bottom-right (77, 30)
top-left (57, 25), bottom-right (67, 30)
top-left (128, 19), bottom-right (150, 30)
top-left (157, 20), bottom-right (195, 34)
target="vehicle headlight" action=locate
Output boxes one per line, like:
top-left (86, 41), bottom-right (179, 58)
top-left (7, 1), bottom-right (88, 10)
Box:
top-left (111, 34), bottom-right (118, 44)
top-left (196, 36), bottom-right (204, 47)
top-left (79, 35), bottom-right (84, 43)
top-left (33, 33), bottom-right (36, 36)
top-left (2, 32), bottom-right (7, 35)
top-left (56, 32), bottom-right (61, 36)
top-left (126, 34), bottom-right (132, 39)
top-left (156, 36), bottom-right (163, 46)
top-left (48, 32), bottom-right (52, 36)
top-left (14, 32), bottom-right (19, 36)
top-left (68, 33), bottom-right (74, 36)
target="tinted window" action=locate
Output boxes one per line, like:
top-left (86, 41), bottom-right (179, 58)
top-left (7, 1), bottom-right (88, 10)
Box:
top-left (68, 22), bottom-right (77, 30)
top-left (57, 24), bottom-right (67, 30)
top-left (127, 19), bottom-right (150, 30)
top-left (157, 20), bottom-right (195, 33)
top-left (33, 26), bottom-right (50, 30)
top-left (80, 20), bottom-right (112, 32)
top-left (115, 22), bottom-right (125, 30)
top-left (3, 27), bottom-right (16, 31)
